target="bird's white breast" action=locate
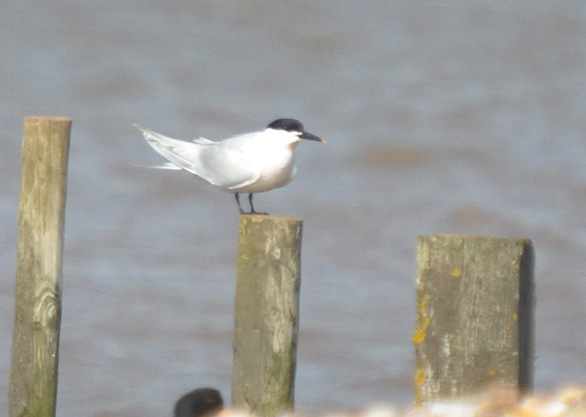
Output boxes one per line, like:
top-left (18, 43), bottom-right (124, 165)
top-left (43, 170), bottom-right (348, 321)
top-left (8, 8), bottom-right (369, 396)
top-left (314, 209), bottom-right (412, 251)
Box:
top-left (228, 130), bottom-right (301, 194)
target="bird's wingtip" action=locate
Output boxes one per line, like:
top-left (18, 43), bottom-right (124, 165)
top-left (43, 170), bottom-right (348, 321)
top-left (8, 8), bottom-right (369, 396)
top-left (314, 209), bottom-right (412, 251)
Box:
top-left (134, 124), bottom-right (158, 139)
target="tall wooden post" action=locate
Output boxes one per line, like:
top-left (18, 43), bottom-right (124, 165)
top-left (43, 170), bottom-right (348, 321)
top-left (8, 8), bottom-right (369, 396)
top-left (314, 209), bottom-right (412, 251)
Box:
top-left (232, 215), bottom-right (302, 417)
top-left (10, 117), bottom-right (71, 417)
top-left (414, 234), bottom-right (534, 403)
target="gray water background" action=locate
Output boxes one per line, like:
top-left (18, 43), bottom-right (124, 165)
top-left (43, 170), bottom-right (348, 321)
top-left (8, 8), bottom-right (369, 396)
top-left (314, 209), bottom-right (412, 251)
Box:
top-left (1, 1), bottom-right (586, 416)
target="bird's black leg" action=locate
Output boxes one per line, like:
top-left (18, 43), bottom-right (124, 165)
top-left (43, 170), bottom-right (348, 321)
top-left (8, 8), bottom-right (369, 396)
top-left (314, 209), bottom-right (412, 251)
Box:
top-left (248, 193), bottom-right (267, 215)
top-left (235, 193), bottom-right (246, 214)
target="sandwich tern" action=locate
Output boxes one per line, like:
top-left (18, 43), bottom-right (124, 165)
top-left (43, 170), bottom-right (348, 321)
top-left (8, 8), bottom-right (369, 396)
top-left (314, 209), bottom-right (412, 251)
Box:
top-left (137, 118), bottom-right (325, 214)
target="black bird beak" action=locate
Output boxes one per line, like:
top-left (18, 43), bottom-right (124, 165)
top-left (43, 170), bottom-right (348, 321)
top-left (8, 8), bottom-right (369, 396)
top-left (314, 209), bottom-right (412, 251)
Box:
top-left (300, 131), bottom-right (326, 143)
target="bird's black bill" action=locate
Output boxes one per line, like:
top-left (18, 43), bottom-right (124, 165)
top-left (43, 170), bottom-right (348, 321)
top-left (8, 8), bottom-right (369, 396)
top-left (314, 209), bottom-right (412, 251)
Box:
top-left (300, 131), bottom-right (326, 143)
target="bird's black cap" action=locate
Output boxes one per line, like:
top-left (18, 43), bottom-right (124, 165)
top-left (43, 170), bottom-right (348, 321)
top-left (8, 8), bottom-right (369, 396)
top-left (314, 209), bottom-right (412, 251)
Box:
top-left (267, 118), bottom-right (325, 142)
top-left (174, 388), bottom-right (224, 417)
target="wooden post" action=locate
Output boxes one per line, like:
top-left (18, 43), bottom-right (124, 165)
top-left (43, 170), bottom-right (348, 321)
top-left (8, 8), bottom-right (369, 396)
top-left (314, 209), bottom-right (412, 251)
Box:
top-left (10, 117), bottom-right (71, 417)
top-left (414, 234), bottom-right (534, 403)
top-left (232, 215), bottom-right (302, 417)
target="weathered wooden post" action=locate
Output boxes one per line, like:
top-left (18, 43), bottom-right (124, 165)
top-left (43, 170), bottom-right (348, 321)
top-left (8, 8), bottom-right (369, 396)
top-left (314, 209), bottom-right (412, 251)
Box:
top-left (232, 215), bottom-right (302, 417)
top-left (414, 234), bottom-right (534, 403)
top-left (10, 117), bottom-right (71, 417)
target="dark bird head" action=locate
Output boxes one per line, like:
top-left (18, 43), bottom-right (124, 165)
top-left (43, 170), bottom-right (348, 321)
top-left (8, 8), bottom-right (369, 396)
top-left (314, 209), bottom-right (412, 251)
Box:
top-left (174, 388), bottom-right (224, 417)
top-left (267, 118), bottom-right (325, 143)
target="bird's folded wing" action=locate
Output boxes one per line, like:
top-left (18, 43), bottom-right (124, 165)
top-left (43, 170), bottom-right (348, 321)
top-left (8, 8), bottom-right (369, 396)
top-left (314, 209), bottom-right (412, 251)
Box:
top-left (196, 144), bottom-right (260, 189)
top-left (137, 125), bottom-right (260, 189)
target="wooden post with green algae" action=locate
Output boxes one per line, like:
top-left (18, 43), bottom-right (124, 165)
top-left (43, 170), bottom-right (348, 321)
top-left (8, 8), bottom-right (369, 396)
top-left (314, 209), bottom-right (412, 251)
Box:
top-left (232, 215), bottom-right (302, 417)
top-left (10, 117), bottom-right (71, 417)
top-left (414, 234), bottom-right (534, 403)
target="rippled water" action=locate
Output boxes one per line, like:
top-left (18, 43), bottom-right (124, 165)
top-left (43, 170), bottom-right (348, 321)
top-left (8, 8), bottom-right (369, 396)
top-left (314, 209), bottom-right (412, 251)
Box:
top-left (1, 2), bottom-right (586, 416)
